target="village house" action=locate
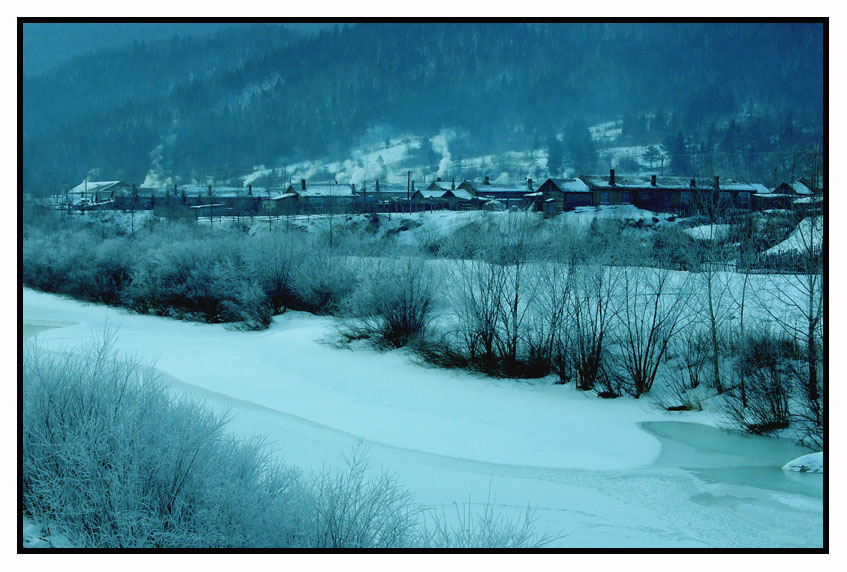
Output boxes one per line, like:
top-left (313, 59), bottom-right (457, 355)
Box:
top-left (463, 176), bottom-right (535, 210)
top-left (66, 180), bottom-right (131, 207)
top-left (574, 170), bottom-right (757, 214)
top-left (355, 181), bottom-right (413, 212)
top-left (534, 178), bottom-right (593, 215)
top-left (282, 179), bottom-right (358, 214)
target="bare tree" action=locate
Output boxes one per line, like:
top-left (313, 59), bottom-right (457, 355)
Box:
top-left (566, 256), bottom-right (621, 391)
top-left (755, 213), bottom-right (823, 432)
top-left (448, 245), bottom-right (508, 368)
top-left (492, 212), bottom-right (539, 374)
top-left (688, 217), bottom-right (735, 394)
top-left (613, 266), bottom-right (694, 398)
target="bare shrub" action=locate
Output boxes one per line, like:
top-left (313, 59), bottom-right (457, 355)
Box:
top-left (613, 267), bottom-right (694, 398)
top-left (420, 496), bottom-right (555, 548)
top-left (654, 329), bottom-right (710, 410)
top-left (722, 332), bottom-right (792, 434)
top-left (567, 263), bottom-right (620, 391)
top-left (296, 449), bottom-right (419, 548)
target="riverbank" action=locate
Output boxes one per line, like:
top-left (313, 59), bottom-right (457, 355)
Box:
top-left (22, 288), bottom-right (823, 547)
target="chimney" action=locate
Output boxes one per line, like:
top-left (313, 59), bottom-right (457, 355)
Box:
top-left (411, 180), bottom-right (415, 191)
top-left (437, 176), bottom-right (442, 182)
top-left (351, 183), bottom-right (356, 193)
top-left (301, 179), bottom-right (306, 191)
top-left (484, 176), bottom-right (490, 185)
top-left (609, 169), bottom-right (616, 186)
top-left (208, 184), bottom-right (212, 196)
top-left (174, 183), bottom-right (178, 195)
top-left (651, 175), bottom-right (657, 186)
top-left (248, 184), bottom-right (252, 195)
top-left (527, 178), bottom-right (534, 191)
top-left (714, 176), bottom-right (720, 190)
top-left (451, 179), bottom-right (455, 190)
top-left (375, 180), bottom-right (380, 192)
top-left (690, 178), bottom-right (696, 188)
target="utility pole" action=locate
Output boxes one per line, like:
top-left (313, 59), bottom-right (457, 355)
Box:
top-left (208, 185), bottom-right (213, 227)
top-left (267, 188), bottom-right (272, 231)
top-left (407, 170), bottom-right (411, 214)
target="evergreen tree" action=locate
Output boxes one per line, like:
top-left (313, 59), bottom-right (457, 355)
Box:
top-left (666, 131), bottom-right (690, 174)
top-left (546, 134), bottom-right (564, 177)
top-left (563, 120), bottom-right (596, 175)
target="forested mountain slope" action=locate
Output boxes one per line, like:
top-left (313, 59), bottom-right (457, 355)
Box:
top-left (22, 22), bottom-right (823, 193)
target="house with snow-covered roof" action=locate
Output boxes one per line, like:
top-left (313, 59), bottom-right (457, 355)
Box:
top-left (282, 179), bottom-right (358, 213)
top-left (575, 170), bottom-right (758, 213)
top-left (66, 180), bottom-right (131, 205)
top-left (535, 177), bottom-right (593, 214)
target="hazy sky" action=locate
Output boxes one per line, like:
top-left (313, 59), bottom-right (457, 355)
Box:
top-left (22, 22), bottom-right (342, 76)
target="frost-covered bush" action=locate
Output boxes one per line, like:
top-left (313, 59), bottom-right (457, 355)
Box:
top-left (122, 236), bottom-right (270, 328)
top-left (420, 500), bottom-right (552, 549)
top-left (296, 449), bottom-right (418, 548)
top-left (342, 257), bottom-right (435, 349)
top-left (90, 238), bottom-right (136, 304)
top-left (23, 337), bottom-right (550, 548)
top-left (23, 335), bottom-right (301, 548)
top-left (244, 233), bottom-right (303, 314)
top-left (290, 247), bottom-right (359, 315)
top-left (22, 227), bottom-right (96, 295)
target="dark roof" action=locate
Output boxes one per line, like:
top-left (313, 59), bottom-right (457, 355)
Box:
top-left (578, 175), bottom-right (757, 192)
top-left (544, 178), bottom-right (591, 193)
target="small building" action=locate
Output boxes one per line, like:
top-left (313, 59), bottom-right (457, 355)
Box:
top-left (283, 179), bottom-right (358, 213)
top-left (66, 180), bottom-right (131, 206)
top-left (269, 192), bottom-right (298, 216)
top-left (464, 176), bottom-right (536, 209)
top-left (774, 178), bottom-right (823, 197)
top-left (535, 178), bottom-right (593, 214)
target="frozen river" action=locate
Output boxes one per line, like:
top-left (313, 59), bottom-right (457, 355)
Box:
top-left (22, 289), bottom-right (824, 548)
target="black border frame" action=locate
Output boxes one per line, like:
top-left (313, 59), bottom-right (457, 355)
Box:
top-left (17, 16), bottom-right (829, 555)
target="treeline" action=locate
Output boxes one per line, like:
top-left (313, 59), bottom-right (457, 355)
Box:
top-left (23, 22), bottom-right (823, 194)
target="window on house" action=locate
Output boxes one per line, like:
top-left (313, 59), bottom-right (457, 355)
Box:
top-left (600, 192), bottom-right (610, 204)
top-left (621, 191), bottom-right (630, 203)
top-left (738, 192), bottom-right (750, 201)
top-left (720, 192), bottom-right (731, 201)
top-left (681, 191), bottom-right (691, 203)
top-left (639, 190), bottom-right (650, 200)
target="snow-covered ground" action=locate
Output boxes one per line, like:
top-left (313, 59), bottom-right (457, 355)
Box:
top-left (766, 216), bottom-right (823, 255)
top-left (22, 289), bottom-right (823, 548)
top-left (684, 224), bottom-right (732, 241)
top-left (782, 452), bottom-right (823, 474)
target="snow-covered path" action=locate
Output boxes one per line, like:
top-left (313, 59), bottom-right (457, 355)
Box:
top-left (22, 289), bottom-right (824, 548)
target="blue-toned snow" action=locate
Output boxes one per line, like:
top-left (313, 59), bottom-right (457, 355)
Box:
top-left (23, 289), bottom-right (823, 548)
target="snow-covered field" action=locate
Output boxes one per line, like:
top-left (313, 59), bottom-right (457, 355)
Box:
top-left (22, 288), bottom-right (823, 548)
top-left (684, 224), bottom-right (732, 241)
